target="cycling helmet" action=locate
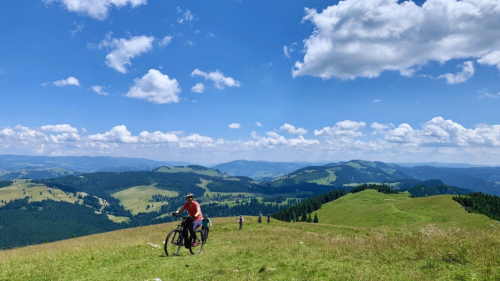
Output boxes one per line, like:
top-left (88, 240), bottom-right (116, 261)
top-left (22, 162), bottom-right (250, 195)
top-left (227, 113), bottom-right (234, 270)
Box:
top-left (204, 214), bottom-right (208, 217)
top-left (185, 193), bottom-right (194, 198)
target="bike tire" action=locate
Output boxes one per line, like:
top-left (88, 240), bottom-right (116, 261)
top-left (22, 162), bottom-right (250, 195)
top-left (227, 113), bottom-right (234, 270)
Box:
top-left (164, 229), bottom-right (182, 256)
top-left (189, 230), bottom-right (205, 255)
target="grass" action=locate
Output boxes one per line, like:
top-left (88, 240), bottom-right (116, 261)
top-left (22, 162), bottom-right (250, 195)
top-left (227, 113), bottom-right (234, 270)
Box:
top-left (0, 181), bottom-right (81, 207)
top-left (315, 189), bottom-right (496, 231)
top-left (308, 170), bottom-right (337, 185)
top-left (111, 185), bottom-right (178, 215)
top-left (1, 215), bottom-right (500, 280)
top-left (155, 166), bottom-right (226, 178)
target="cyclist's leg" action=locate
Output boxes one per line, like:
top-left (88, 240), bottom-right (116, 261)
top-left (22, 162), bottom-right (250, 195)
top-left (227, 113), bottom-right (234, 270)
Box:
top-left (183, 219), bottom-right (194, 248)
top-left (191, 220), bottom-right (202, 245)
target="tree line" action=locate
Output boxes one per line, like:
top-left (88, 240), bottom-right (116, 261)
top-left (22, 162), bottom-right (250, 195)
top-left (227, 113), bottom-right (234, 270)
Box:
top-left (453, 192), bottom-right (500, 221)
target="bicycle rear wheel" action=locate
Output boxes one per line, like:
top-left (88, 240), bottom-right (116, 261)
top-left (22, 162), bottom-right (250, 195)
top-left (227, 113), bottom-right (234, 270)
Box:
top-left (189, 230), bottom-right (205, 255)
top-left (164, 229), bottom-right (182, 256)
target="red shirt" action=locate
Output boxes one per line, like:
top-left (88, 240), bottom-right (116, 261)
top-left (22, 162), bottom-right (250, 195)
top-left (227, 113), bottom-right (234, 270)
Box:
top-left (183, 201), bottom-right (203, 220)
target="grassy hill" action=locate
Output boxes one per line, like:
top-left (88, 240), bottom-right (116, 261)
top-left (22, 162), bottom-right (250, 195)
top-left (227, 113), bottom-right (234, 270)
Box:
top-left (212, 160), bottom-right (311, 181)
top-left (271, 160), bottom-right (412, 187)
top-left (315, 190), bottom-right (495, 230)
top-left (2, 196), bottom-right (500, 280)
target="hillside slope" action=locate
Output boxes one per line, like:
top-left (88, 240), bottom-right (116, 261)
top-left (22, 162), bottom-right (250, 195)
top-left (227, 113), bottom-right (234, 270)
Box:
top-left (212, 160), bottom-right (311, 181)
top-left (315, 190), bottom-right (494, 230)
top-left (1, 212), bottom-right (500, 280)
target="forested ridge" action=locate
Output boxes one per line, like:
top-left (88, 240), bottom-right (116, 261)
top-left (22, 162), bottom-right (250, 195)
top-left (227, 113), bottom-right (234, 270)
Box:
top-left (453, 192), bottom-right (500, 221)
top-left (0, 198), bottom-right (125, 249)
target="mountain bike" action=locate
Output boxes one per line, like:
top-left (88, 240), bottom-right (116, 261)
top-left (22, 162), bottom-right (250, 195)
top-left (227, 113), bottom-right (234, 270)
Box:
top-left (201, 226), bottom-right (210, 243)
top-left (164, 214), bottom-right (205, 256)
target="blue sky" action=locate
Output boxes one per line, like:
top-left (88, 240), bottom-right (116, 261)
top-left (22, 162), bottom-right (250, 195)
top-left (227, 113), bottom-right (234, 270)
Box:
top-left (1, 0), bottom-right (500, 164)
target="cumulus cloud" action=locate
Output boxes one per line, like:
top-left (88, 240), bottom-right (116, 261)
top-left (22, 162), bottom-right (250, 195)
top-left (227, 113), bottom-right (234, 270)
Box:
top-left (191, 83), bottom-right (205, 93)
top-left (280, 123), bottom-right (308, 135)
top-left (191, 69), bottom-right (241, 89)
top-left (2, 118), bottom-right (500, 163)
top-left (438, 61), bottom-right (475, 84)
top-left (52, 77), bottom-right (80, 87)
top-left (371, 122), bottom-right (392, 135)
top-left (93, 33), bottom-right (154, 73)
top-left (158, 36), bottom-right (172, 48)
top-left (91, 85), bottom-right (108, 96)
top-left (314, 120), bottom-right (366, 137)
top-left (293, 0), bottom-right (500, 80)
top-left (125, 69), bottom-right (181, 104)
top-left (384, 117), bottom-right (500, 147)
top-left (43, 0), bottom-right (146, 20)
top-left (40, 124), bottom-right (78, 133)
top-left (255, 122), bottom-right (262, 127)
top-left (478, 50), bottom-right (500, 70)
top-left (229, 123), bottom-right (241, 129)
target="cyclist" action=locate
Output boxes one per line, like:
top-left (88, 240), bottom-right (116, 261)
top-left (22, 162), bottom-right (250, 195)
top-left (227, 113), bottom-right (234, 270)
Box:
top-left (172, 193), bottom-right (203, 248)
top-left (267, 214), bottom-right (271, 223)
top-left (201, 214), bottom-right (212, 240)
top-left (238, 215), bottom-right (244, 230)
top-left (258, 212), bottom-right (262, 223)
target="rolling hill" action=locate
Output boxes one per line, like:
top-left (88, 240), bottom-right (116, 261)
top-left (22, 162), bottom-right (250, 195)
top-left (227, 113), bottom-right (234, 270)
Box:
top-left (2, 190), bottom-right (500, 280)
top-left (315, 189), bottom-right (493, 230)
top-left (211, 160), bottom-right (314, 181)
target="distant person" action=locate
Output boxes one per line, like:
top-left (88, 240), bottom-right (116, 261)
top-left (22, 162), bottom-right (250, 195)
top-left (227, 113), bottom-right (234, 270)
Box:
top-left (172, 193), bottom-right (203, 248)
top-left (238, 215), bottom-right (244, 230)
top-left (201, 214), bottom-right (212, 241)
top-left (267, 214), bottom-right (271, 224)
top-left (258, 212), bottom-right (262, 223)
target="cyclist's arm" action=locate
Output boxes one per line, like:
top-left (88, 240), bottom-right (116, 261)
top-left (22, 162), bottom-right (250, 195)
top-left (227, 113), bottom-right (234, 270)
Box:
top-left (209, 220), bottom-right (213, 227)
top-left (173, 206), bottom-right (186, 214)
top-left (192, 205), bottom-right (201, 218)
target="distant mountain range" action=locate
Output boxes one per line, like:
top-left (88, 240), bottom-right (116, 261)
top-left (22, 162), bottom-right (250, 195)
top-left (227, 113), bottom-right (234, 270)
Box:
top-left (0, 155), bottom-right (193, 180)
top-left (211, 160), bottom-right (318, 181)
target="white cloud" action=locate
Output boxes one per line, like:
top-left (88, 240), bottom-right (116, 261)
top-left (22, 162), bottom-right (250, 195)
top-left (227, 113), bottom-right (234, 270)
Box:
top-left (384, 117), bottom-right (500, 147)
top-left (158, 36), bottom-right (172, 48)
top-left (178, 9), bottom-right (196, 23)
top-left (255, 122), bottom-right (262, 127)
top-left (293, 0), bottom-right (500, 80)
top-left (284, 46), bottom-right (290, 58)
top-left (373, 99), bottom-right (381, 102)
top-left (191, 83), bottom-right (205, 93)
top-left (438, 61), bottom-right (475, 84)
top-left (40, 124), bottom-right (78, 133)
top-left (478, 50), bottom-right (500, 70)
top-left (184, 40), bottom-right (195, 47)
top-left (70, 22), bottom-right (84, 37)
top-left (88, 125), bottom-right (138, 143)
top-left (314, 120), bottom-right (366, 137)
top-left (125, 69), bottom-right (181, 104)
top-left (191, 69), bottom-right (241, 89)
top-left (229, 123), bottom-right (241, 129)
top-left (280, 123), bottom-right (307, 135)
top-left (53, 77), bottom-right (80, 87)
top-left (283, 43), bottom-right (298, 59)
top-left (370, 122), bottom-right (392, 135)
top-left (91, 85), bottom-right (108, 96)
top-left (478, 90), bottom-right (500, 98)
top-left (3, 118), bottom-right (500, 164)
top-left (94, 33), bottom-right (154, 74)
top-left (43, 0), bottom-right (146, 20)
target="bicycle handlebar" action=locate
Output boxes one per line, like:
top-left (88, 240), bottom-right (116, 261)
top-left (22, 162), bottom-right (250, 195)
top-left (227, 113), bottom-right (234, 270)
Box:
top-left (171, 213), bottom-right (194, 219)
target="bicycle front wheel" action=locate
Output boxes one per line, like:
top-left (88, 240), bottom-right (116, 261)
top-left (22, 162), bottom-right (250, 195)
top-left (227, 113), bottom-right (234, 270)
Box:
top-left (189, 230), bottom-right (205, 255)
top-left (164, 229), bottom-right (182, 256)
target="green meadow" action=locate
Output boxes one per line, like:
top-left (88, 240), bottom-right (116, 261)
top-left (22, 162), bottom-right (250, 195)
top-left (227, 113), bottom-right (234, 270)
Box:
top-left (1, 190), bottom-right (500, 280)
